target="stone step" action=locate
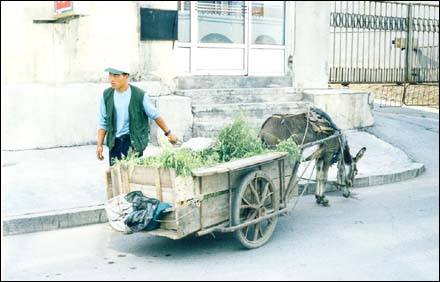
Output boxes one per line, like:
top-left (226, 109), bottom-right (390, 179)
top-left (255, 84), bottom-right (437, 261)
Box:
top-left (192, 101), bottom-right (311, 120)
top-left (192, 101), bottom-right (311, 138)
top-left (177, 75), bottom-right (292, 90)
top-left (193, 120), bottom-right (267, 138)
top-left (175, 87), bottom-right (303, 105)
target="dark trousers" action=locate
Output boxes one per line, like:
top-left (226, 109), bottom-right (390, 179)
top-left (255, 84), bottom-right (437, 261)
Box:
top-left (109, 134), bottom-right (143, 166)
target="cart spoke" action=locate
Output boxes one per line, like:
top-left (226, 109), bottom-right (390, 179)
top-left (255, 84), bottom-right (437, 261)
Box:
top-left (261, 191), bottom-right (274, 206)
top-left (234, 171), bottom-right (280, 249)
top-left (253, 223), bottom-right (260, 241)
top-left (260, 182), bottom-right (270, 203)
top-left (254, 178), bottom-right (259, 191)
top-left (265, 208), bottom-right (275, 214)
top-left (244, 225), bottom-right (250, 238)
top-left (258, 222), bottom-right (265, 237)
top-left (240, 204), bottom-right (258, 210)
top-left (239, 209), bottom-right (257, 223)
top-left (241, 196), bottom-right (253, 207)
top-left (248, 182), bottom-right (260, 204)
top-left (247, 210), bottom-right (258, 220)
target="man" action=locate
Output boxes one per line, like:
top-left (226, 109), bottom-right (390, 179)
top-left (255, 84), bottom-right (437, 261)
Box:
top-left (97, 65), bottom-right (177, 165)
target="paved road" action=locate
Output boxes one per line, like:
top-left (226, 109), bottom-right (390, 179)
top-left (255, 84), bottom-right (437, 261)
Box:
top-left (2, 105), bottom-right (439, 281)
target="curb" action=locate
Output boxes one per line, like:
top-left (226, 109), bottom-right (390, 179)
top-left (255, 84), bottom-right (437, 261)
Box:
top-left (3, 163), bottom-right (425, 236)
top-left (3, 205), bottom-right (108, 236)
top-left (298, 163), bottom-right (425, 194)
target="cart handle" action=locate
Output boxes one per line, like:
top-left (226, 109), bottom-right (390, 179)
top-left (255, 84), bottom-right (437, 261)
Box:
top-left (298, 132), bottom-right (342, 150)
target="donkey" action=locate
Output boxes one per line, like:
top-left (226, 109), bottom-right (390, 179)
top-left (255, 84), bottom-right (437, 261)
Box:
top-left (259, 108), bottom-right (366, 207)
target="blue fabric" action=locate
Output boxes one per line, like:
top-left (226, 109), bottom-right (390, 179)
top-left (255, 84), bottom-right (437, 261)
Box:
top-left (124, 191), bottom-right (171, 232)
top-left (99, 87), bottom-right (160, 137)
top-left (145, 202), bottom-right (172, 231)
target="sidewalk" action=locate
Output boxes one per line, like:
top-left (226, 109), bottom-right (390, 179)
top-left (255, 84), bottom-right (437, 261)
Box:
top-left (1, 128), bottom-right (426, 236)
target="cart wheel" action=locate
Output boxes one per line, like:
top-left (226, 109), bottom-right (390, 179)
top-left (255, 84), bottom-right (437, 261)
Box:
top-left (232, 171), bottom-right (280, 249)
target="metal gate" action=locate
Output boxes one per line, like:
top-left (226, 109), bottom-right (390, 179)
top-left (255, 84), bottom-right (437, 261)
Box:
top-left (329, 1), bottom-right (439, 107)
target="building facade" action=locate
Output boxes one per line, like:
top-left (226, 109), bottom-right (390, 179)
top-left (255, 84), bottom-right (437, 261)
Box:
top-left (1, 1), bottom-right (372, 150)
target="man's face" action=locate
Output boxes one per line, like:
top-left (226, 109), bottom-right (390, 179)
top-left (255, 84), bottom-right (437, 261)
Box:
top-left (108, 73), bottom-right (128, 90)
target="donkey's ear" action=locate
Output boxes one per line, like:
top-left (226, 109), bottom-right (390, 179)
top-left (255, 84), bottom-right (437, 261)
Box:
top-left (354, 147), bottom-right (366, 162)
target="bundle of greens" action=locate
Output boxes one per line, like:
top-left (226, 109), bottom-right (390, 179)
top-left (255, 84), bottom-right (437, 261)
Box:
top-left (271, 136), bottom-right (298, 161)
top-left (214, 114), bottom-right (269, 162)
top-left (114, 114), bottom-right (298, 176)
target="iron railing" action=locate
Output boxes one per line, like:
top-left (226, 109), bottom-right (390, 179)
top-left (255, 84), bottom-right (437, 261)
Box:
top-left (329, 1), bottom-right (439, 84)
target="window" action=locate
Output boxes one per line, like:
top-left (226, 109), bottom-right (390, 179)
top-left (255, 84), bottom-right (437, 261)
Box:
top-left (251, 1), bottom-right (285, 45)
top-left (197, 1), bottom-right (245, 43)
top-left (178, 1), bottom-right (191, 42)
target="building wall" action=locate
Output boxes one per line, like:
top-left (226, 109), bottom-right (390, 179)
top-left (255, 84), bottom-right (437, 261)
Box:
top-left (1, 1), bottom-right (332, 150)
top-left (291, 2), bottom-right (331, 89)
top-left (1, 1), bottom-right (176, 150)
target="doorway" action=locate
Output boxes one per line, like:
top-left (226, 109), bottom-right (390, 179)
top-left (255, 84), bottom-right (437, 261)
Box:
top-left (177, 1), bottom-right (287, 75)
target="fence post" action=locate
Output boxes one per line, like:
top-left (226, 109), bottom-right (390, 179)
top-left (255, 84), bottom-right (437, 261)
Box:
top-left (405, 4), bottom-right (414, 83)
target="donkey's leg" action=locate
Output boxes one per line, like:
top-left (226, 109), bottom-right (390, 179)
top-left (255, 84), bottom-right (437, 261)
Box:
top-left (319, 163), bottom-right (330, 207)
top-left (315, 159), bottom-right (330, 206)
top-left (315, 159), bottom-right (324, 204)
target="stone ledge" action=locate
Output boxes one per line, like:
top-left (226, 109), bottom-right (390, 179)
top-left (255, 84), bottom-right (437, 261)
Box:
top-left (303, 89), bottom-right (375, 129)
top-left (3, 205), bottom-right (108, 236)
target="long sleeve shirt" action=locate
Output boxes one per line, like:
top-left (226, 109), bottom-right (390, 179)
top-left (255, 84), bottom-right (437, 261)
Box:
top-left (99, 87), bottom-right (160, 137)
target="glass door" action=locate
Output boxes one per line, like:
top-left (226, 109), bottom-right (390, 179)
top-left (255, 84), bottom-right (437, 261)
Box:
top-left (176, 1), bottom-right (286, 75)
top-left (248, 1), bottom-right (286, 75)
top-left (195, 1), bottom-right (248, 74)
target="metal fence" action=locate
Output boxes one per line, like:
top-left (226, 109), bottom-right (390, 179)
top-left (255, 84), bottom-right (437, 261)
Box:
top-left (329, 1), bottom-right (439, 84)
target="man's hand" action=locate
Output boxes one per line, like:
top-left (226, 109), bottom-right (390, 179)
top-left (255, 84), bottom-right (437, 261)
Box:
top-left (167, 132), bottom-right (178, 144)
top-left (96, 145), bottom-right (104, 160)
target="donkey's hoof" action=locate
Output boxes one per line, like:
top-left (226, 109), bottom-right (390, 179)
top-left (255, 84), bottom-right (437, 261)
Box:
top-left (315, 195), bottom-right (322, 204)
top-left (321, 197), bottom-right (330, 207)
top-left (342, 187), bottom-right (351, 198)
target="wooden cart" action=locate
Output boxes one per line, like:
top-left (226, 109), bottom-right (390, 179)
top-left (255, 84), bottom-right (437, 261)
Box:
top-left (105, 133), bottom-right (340, 249)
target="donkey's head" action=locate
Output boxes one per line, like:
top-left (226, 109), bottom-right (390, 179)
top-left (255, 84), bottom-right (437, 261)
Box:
top-left (338, 146), bottom-right (366, 197)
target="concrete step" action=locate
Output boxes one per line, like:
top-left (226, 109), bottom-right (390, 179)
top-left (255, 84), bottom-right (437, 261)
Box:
top-left (192, 101), bottom-right (311, 120)
top-left (192, 101), bottom-right (311, 138)
top-left (193, 120), bottom-right (266, 138)
top-left (177, 75), bottom-right (292, 90)
top-left (175, 87), bottom-right (303, 105)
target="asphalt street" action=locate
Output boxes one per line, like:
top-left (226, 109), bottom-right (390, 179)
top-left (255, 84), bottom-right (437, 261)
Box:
top-left (2, 105), bottom-right (439, 281)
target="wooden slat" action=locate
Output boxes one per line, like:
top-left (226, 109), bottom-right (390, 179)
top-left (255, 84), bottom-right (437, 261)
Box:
top-left (144, 229), bottom-right (182, 240)
top-left (154, 167), bottom-right (163, 201)
top-left (159, 209), bottom-right (178, 230)
top-left (201, 193), bottom-right (229, 228)
top-left (169, 169), bottom-right (177, 205)
top-left (161, 188), bottom-right (175, 205)
top-left (129, 183), bottom-right (175, 205)
top-left (156, 203), bottom-right (201, 236)
top-left (175, 203), bottom-right (201, 236)
top-left (200, 167), bottom-right (254, 195)
top-left (120, 165), bottom-right (131, 194)
top-left (192, 152), bottom-right (288, 176)
top-left (110, 164), bottom-right (122, 197)
top-left (199, 159), bottom-right (286, 196)
top-left (130, 166), bottom-right (157, 185)
top-left (130, 183), bottom-right (156, 198)
top-left (105, 169), bottom-right (113, 200)
top-left (159, 168), bottom-right (172, 187)
top-left (174, 175), bottom-right (197, 205)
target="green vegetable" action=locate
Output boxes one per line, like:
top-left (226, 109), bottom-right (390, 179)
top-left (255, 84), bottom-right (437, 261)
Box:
top-left (115, 113), bottom-right (298, 175)
top-left (272, 136), bottom-right (298, 161)
top-left (214, 113), bottom-right (269, 162)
